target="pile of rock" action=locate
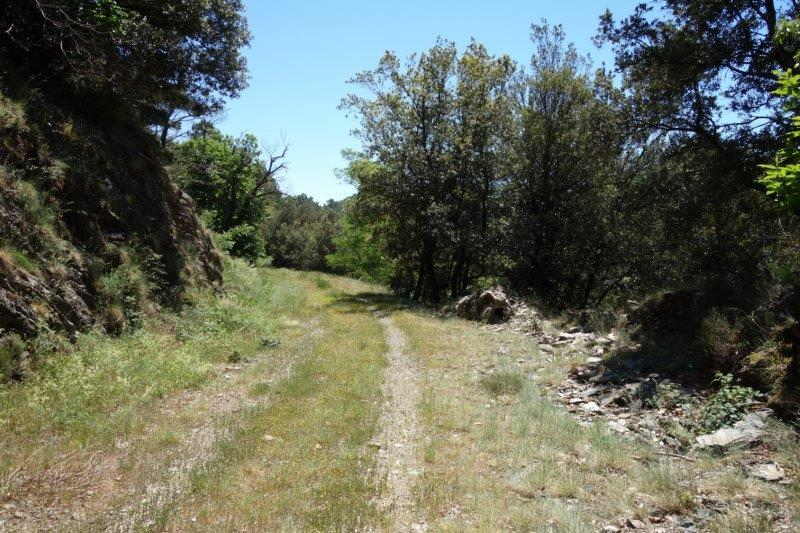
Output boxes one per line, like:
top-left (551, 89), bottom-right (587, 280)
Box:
top-left (551, 353), bottom-right (781, 461)
top-left (455, 287), bottom-right (514, 324)
top-left (553, 356), bottom-right (694, 449)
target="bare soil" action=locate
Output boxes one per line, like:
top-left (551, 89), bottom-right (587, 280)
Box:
top-left (374, 316), bottom-right (426, 532)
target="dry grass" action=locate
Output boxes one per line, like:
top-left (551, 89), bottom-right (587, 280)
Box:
top-left (151, 275), bottom-right (390, 531)
top-left (392, 310), bottom-right (799, 532)
top-left (2, 266), bottom-right (799, 531)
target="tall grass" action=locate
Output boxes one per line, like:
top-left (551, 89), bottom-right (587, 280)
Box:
top-left (0, 258), bottom-right (289, 446)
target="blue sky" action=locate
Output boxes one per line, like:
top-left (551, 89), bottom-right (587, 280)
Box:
top-left (217, 0), bottom-right (640, 203)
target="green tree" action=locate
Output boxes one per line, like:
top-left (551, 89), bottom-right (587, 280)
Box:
top-left (598, 0), bottom-right (791, 306)
top-left (170, 124), bottom-right (285, 260)
top-left (504, 24), bottom-right (622, 305)
top-left (597, 0), bottom-right (799, 137)
top-left (342, 41), bottom-right (515, 301)
top-left (326, 211), bottom-right (394, 284)
top-left (263, 195), bottom-right (340, 271)
top-left (762, 19), bottom-right (800, 210)
top-left (1, 0), bottom-right (250, 131)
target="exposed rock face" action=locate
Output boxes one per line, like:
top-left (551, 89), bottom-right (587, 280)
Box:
top-left (0, 91), bottom-right (222, 379)
top-left (456, 288), bottom-right (513, 324)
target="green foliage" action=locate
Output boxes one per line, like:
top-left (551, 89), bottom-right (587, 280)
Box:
top-left (1, 246), bottom-right (39, 274)
top-left (222, 224), bottom-right (266, 261)
top-left (263, 194), bottom-right (340, 271)
top-left (96, 260), bottom-right (151, 330)
top-left (760, 19), bottom-right (800, 210)
top-left (0, 334), bottom-right (26, 382)
top-left (646, 381), bottom-right (687, 410)
top-left (1, 1), bottom-right (250, 130)
top-left (343, 25), bottom-right (668, 305)
top-left (82, 0), bottom-right (127, 32)
top-left (171, 125), bottom-right (283, 261)
top-left (14, 181), bottom-right (56, 230)
top-left (598, 0), bottom-right (797, 133)
top-left (700, 373), bottom-right (760, 431)
top-left (0, 258), bottom-right (281, 440)
top-left (342, 39), bottom-right (515, 301)
top-left (311, 275), bottom-right (332, 290)
top-left (326, 211), bottom-right (393, 284)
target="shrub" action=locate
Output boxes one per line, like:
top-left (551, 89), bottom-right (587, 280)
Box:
top-left (222, 224), bottom-right (265, 262)
top-left (0, 333), bottom-right (26, 381)
top-left (102, 306), bottom-right (126, 336)
top-left (700, 373), bottom-right (760, 431)
top-left (480, 372), bottom-right (524, 396)
top-left (96, 261), bottom-right (151, 329)
top-left (647, 381), bottom-right (688, 410)
top-left (699, 308), bottom-right (742, 372)
top-left (14, 180), bottom-right (55, 229)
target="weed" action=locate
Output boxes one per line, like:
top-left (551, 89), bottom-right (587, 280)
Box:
top-left (480, 371), bottom-right (524, 396)
top-left (700, 373), bottom-right (760, 431)
top-left (0, 333), bottom-right (26, 381)
top-left (0, 258), bottom-right (276, 444)
top-left (646, 381), bottom-right (687, 410)
top-left (14, 180), bottom-right (56, 229)
top-left (96, 260), bottom-right (151, 329)
top-left (157, 430), bottom-right (181, 448)
top-left (0, 246), bottom-right (40, 273)
top-left (260, 338), bottom-right (280, 348)
top-left (314, 275), bottom-right (331, 289)
top-left (249, 382), bottom-right (271, 396)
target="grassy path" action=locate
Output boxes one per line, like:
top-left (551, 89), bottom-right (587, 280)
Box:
top-left (154, 275), bottom-right (390, 531)
top-left (1, 266), bottom-right (798, 532)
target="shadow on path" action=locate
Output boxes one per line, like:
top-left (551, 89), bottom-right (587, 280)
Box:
top-left (327, 291), bottom-right (413, 315)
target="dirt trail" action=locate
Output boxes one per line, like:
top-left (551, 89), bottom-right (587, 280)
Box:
top-left (92, 320), bottom-right (323, 532)
top-left (374, 316), bottom-right (425, 532)
top-left (0, 319), bottom-right (323, 533)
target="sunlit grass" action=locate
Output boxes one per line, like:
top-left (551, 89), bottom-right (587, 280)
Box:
top-left (158, 274), bottom-right (389, 531)
top-left (392, 310), bottom-right (720, 531)
top-left (0, 261), bottom-right (307, 517)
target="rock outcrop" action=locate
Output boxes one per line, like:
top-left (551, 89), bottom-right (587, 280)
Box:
top-left (0, 91), bottom-right (222, 379)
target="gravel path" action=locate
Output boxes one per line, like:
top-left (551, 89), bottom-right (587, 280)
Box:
top-left (374, 316), bottom-right (426, 532)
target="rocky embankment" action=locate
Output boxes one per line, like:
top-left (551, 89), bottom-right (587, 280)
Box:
top-left (0, 92), bottom-right (222, 379)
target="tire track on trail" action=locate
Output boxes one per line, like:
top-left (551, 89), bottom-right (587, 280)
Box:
top-left (76, 318), bottom-right (324, 533)
top-left (374, 315), bottom-right (426, 532)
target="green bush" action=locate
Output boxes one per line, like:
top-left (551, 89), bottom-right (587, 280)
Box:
top-left (222, 224), bottom-right (265, 262)
top-left (326, 213), bottom-right (393, 283)
top-left (96, 260), bottom-right (151, 329)
top-left (14, 180), bottom-right (56, 229)
top-left (700, 373), bottom-right (760, 431)
top-left (0, 333), bottom-right (26, 381)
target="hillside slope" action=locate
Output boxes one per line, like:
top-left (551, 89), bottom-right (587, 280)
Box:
top-left (0, 89), bottom-right (221, 379)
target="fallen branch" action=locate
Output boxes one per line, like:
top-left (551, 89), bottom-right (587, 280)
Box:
top-left (655, 451), bottom-right (696, 462)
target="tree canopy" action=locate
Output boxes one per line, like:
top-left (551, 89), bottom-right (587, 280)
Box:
top-left (1, 0), bottom-right (250, 129)
top-left (170, 124), bottom-right (284, 260)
